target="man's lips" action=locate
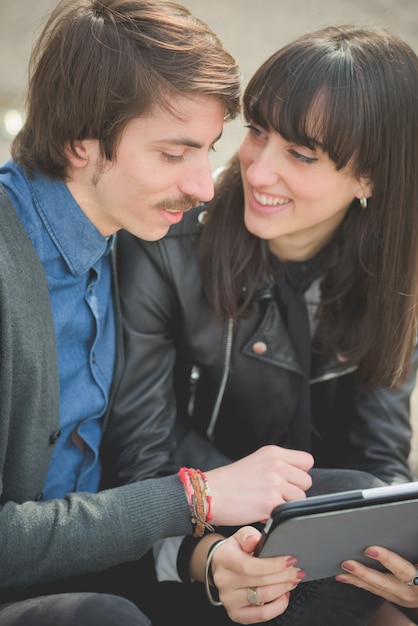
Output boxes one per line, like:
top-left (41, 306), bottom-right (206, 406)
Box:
top-left (158, 206), bottom-right (188, 225)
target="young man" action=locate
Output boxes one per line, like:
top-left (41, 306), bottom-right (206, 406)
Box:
top-left (0, 1), bottom-right (316, 624)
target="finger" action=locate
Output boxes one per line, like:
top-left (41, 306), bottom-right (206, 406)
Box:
top-left (336, 572), bottom-right (417, 606)
top-left (363, 546), bottom-right (418, 584)
top-left (223, 557), bottom-right (301, 589)
top-left (276, 447), bottom-right (315, 472)
top-left (236, 527), bottom-right (262, 555)
top-left (251, 572), bottom-right (306, 604)
top-left (227, 591), bottom-right (291, 625)
top-left (279, 475), bottom-right (312, 501)
top-left (215, 528), bottom-right (301, 586)
top-left (337, 560), bottom-right (396, 593)
top-left (336, 560), bottom-right (418, 607)
top-left (245, 581), bottom-right (296, 607)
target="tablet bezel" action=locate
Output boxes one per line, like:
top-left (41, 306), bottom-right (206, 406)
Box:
top-left (254, 481), bottom-right (418, 581)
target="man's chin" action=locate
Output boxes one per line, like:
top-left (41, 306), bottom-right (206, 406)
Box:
top-left (134, 224), bottom-right (172, 242)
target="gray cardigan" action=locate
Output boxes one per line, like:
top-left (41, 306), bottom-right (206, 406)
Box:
top-left (0, 183), bottom-right (192, 593)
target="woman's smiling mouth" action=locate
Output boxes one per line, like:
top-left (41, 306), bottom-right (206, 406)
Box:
top-left (253, 189), bottom-right (291, 206)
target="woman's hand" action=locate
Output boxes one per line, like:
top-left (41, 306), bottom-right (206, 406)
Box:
top-left (190, 527), bottom-right (306, 625)
top-left (336, 546), bottom-right (418, 608)
top-left (206, 445), bottom-right (314, 526)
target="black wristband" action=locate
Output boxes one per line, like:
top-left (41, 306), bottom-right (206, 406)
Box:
top-left (177, 535), bottom-right (201, 583)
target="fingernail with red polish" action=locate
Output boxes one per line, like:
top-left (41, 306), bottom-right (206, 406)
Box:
top-left (341, 562), bottom-right (355, 572)
top-left (286, 557), bottom-right (298, 567)
top-left (365, 548), bottom-right (379, 557)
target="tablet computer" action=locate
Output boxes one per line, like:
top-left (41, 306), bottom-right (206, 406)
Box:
top-left (254, 481), bottom-right (418, 581)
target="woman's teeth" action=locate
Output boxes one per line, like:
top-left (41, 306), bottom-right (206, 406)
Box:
top-left (253, 190), bottom-right (289, 206)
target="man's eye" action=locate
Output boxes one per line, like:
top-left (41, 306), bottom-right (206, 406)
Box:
top-left (162, 153), bottom-right (185, 163)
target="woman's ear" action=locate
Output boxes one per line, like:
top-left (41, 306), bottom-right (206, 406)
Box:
top-left (355, 176), bottom-right (373, 201)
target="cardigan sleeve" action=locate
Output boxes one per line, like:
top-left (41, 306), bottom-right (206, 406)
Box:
top-left (0, 184), bottom-right (193, 592)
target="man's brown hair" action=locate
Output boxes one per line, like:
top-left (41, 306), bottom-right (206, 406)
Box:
top-left (13, 0), bottom-right (241, 179)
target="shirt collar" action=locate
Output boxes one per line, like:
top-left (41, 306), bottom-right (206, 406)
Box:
top-left (27, 168), bottom-right (113, 276)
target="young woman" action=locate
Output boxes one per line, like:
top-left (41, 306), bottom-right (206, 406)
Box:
top-left (111, 25), bottom-right (418, 625)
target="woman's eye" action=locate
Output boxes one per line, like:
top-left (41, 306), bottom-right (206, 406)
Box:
top-left (289, 148), bottom-right (317, 164)
top-left (245, 124), bottom-right (265, 138)
top-left (162, 153), bottom-right (185, 163)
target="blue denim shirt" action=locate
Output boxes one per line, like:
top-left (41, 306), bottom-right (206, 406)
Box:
top-left (0, 159), bottom-right (116, 499)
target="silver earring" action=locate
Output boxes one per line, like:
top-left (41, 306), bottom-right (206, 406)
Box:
top-left (360, 197), bottom-right (368, 210)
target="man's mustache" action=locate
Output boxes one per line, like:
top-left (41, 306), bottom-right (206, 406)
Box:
top-left (159, 196), bottom-right (201, 212)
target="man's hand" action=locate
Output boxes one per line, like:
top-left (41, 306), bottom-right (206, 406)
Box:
top-left (206, 445), bottom-right (314, 526)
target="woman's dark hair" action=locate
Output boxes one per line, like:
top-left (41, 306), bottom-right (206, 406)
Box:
top-left (12, 0), bottom-right (241, 179)
top-left (199, 25), bottom-right (418, 388)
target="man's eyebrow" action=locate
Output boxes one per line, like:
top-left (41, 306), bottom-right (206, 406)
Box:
top-left (155, 130), bottom-right (223, 149)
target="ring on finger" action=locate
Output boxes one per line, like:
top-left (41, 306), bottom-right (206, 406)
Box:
top-left (246, 587), bottom-right (265, 606)
top-left (404, 566), bottom-right (418, 586)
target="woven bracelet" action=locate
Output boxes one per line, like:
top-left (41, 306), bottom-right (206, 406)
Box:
top-left (178, 467), bottom-right (214, 537)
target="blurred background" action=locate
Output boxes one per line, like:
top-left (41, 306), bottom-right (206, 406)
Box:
top-left (1, 0), bottom-right (418, 471)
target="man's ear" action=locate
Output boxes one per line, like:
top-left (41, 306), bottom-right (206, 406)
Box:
top-left (64, 139), bottom-right (96, 169)
top-left (355, 176), bottom-right (373, 201)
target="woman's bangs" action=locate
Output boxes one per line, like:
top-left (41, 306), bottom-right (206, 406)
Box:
top-left (244, 52), bottom-right (362, 171)
top-left (244, 69), bottom-right (321, 150)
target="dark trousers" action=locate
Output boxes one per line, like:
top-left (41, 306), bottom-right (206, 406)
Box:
top-left (0, 551), bottom-right (158, 626)
top-left (0, 592), bottom-right (150, 626)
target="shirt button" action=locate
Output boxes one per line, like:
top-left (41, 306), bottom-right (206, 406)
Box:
top-left (49, 429), bottom-right (61, 444)
top-left (252, 341), bottom-right (267, 355)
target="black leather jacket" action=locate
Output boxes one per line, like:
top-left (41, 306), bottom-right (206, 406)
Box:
top-left (114, 206), bottom-right (417, 486)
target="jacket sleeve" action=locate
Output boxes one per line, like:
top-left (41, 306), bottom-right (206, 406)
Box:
top-left (174, 422), bottom-right (232, 470)
top-left (101, 230), bottom-right (182, 487)
top-left (104, 225), bottom-right (235, 488)
top-left (342, 347), bottom-right (418, 484)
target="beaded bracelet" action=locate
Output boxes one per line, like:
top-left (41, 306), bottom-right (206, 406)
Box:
top-left (197, 468), bottom-right (212, 522)
top-left (204, 538), bottom-right (228, 606)
top-left (189, 470), bottom-right (207, 535)
top-left (178, 467), bottom-right (214, 537)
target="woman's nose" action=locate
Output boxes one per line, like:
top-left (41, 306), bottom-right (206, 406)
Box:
top-left (246, 150), bottom-right (281, 187)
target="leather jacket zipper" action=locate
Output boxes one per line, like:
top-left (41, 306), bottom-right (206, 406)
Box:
top-left (310, 364), bottom-right (358, 384)
top-left (206, 317), bottom-right (234, 440)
